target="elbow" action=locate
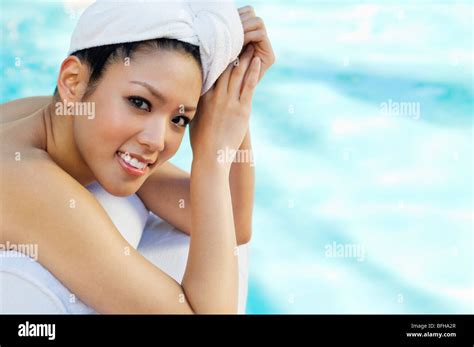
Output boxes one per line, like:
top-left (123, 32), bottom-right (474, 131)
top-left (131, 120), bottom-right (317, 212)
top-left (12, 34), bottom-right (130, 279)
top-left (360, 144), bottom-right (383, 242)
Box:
top-left (187, 302), bottom-right (237, 315)
top-left (181, 287), bottom-right (238, 314)
top-left (236, 226), bottom-right (252, 245)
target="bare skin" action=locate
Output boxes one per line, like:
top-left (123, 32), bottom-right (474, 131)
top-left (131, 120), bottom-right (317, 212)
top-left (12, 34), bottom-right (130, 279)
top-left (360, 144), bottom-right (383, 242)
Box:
top-left (1, 96), bottom-right (254, 244)
top-left (1, 5), bottom-right (274, 245)
top-left (0, 6), bottom-right (274, 314)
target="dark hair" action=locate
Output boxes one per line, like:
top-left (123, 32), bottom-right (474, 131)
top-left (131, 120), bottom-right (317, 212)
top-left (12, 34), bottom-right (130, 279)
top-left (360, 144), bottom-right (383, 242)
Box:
top-left (54, 38), bottom-right (201, 99)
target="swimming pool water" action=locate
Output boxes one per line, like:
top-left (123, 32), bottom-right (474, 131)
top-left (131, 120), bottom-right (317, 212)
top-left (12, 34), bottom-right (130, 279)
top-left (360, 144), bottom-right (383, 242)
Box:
top-left (1, 0), bottom-right (472, 314)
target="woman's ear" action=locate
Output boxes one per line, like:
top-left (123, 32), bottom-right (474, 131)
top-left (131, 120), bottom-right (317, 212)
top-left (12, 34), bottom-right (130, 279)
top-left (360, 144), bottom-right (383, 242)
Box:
top-left (56, 56), bottom-right (89, 103)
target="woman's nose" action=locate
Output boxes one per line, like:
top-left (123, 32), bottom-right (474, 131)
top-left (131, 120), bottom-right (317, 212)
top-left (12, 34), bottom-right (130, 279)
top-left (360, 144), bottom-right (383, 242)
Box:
top-left (137, 116), bottom-right (166, 152)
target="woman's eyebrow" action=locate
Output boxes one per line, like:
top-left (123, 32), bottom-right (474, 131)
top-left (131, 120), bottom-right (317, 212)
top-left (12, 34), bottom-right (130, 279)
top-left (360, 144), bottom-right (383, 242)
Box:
top-left (130, 80), bottom-right (196, 112)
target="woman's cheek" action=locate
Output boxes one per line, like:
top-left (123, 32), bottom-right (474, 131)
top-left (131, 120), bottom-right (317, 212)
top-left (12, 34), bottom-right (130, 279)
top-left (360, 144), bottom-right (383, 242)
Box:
top-left (95, 104), bottom-right (132, 144)
top-left (150, 130), bottom-right (182, 168)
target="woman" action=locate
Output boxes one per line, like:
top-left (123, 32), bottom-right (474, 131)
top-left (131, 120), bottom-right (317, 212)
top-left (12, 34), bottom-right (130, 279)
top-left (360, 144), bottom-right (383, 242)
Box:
top-left (0, 3), bottom-right (275, 313)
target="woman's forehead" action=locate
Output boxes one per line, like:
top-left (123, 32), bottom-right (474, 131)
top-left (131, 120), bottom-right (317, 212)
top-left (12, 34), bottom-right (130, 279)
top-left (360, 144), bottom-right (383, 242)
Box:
top-left (103, 49), bottom-right (202, 103)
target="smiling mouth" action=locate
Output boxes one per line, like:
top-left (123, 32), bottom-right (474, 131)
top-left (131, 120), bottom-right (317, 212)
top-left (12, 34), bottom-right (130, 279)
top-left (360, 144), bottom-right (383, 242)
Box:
top-left (116, 151), bottom-right (151, 169)
top-left (115, 151), bottom-right (154, 177)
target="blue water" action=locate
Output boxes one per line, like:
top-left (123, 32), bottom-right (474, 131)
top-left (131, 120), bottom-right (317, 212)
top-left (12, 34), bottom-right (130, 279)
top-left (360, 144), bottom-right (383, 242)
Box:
top-left (1, 0), bottom-right (472, 313)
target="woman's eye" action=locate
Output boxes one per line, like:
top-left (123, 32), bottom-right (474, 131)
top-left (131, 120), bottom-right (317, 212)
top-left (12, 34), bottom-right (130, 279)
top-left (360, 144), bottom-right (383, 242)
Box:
top-left (128, 96), bottom-right (151, 112)
top-left (172, 115), bottom-right (190, 127)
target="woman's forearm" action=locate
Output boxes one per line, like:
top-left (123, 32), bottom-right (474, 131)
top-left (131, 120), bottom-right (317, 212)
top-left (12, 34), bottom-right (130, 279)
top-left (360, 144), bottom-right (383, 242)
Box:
top-left (137, 131), bottom-right (254, 245)
top-left (229, 130), bottom-right (254, 244)
top-left (181, 160), bottom-right (238, 313)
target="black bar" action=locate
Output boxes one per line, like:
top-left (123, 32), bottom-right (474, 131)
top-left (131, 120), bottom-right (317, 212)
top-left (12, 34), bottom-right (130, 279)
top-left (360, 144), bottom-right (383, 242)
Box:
top-left (0, 314), bottom-right (472, 346)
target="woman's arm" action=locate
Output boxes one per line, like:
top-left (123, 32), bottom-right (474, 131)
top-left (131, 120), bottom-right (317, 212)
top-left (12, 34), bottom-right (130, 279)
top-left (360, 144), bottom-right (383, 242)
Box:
top-left (137, 131), bottom-right (254, 245)
top-left (229, 130), bottom-right (254, 243)
top-left (2, 151), bottom-right (240, 313)
top-left (2, 151), bottom-right (196, 313)
top-left (2, 37), bottom-right (260, 314)
top-left (184, 43), bottom-right (261, 311)
top-left (182, 159), bottom-right (238, 312)
top-left (3, 95), bottom-right (254, 244)
top-left (136, 3), bottom-right (276, 245)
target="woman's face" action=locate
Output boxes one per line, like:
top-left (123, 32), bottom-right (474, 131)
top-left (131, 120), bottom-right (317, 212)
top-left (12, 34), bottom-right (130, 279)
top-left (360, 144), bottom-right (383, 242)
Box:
top-left (72, 49), bottom-right (202, 196)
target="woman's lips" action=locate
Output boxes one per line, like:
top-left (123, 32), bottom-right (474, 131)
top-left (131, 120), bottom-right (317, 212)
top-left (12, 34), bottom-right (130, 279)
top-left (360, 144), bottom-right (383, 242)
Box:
top-left (115, 152), bottom-right (148, 177)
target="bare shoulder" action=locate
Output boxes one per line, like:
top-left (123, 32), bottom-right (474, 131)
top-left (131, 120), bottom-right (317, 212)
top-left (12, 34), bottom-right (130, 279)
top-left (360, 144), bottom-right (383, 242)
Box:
top-left (0, 96), bottom-right (51, 125)
top-left (0, 147), bottom-right (95, 240)
top-left (0, 148), bottom-right (193, 313)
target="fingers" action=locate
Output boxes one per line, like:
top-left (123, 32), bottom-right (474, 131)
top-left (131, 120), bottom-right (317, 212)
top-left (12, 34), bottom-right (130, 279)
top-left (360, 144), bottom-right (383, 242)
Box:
top-left (241, 14), bottom-right (267, 46)
top-left (228, 44), bottom-right (254, 98)
top-left (241, 16), bottom-right (265, 33)
top-left (238, 5), bottom-right (255, 16)
top-left (239, 11), bottom-right (255, 23)
top-left (240, 57), bottom-right (261, 106)
top-left (238, 6), bottom-right (274, 66)
top-left (243, 29), bottom-right (266, 46)
top-left (214, 62), bottom-right (234, 95)
top-left (239, 5), bottom-right (264, 35)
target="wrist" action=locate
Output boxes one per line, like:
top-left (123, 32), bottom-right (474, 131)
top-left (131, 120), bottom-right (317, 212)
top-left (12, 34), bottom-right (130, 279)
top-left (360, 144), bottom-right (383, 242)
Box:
top-left (239, 129), bottom-right (251, 150)
top-left (191, 156), bottom-right (231, 176)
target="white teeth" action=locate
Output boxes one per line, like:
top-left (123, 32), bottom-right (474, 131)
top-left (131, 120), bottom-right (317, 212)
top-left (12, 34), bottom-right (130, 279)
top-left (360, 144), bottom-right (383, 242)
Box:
top-left (130, 158), bottom-right (139, 167)
top-left (118, 151), bottom-right (147, 170)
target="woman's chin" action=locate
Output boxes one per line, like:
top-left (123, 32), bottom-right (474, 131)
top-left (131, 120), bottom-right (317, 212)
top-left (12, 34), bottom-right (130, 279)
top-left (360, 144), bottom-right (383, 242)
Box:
top-left (98, 179), bottom-right (141, 197)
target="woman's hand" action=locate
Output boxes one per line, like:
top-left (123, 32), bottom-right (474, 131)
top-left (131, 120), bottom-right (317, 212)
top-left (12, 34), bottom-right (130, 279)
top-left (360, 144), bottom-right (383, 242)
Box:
top-left (238, 5), bottom-right (276, 82)
top-left (190, 44), bottom-right (261, 170)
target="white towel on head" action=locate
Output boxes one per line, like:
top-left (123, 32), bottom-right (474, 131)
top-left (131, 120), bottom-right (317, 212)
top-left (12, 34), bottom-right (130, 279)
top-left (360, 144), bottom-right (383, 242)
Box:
top-left (68, 0), bottom-right (244, 94)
